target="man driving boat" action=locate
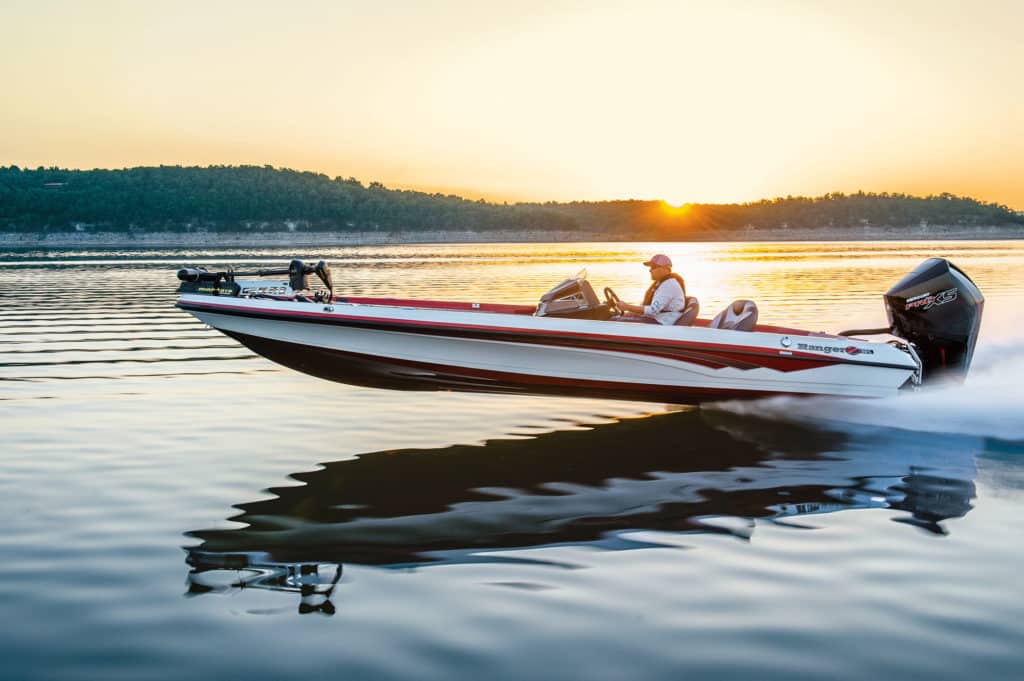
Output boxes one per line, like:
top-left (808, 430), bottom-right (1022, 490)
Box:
top-left (615, 254), bottom-right (687, 324)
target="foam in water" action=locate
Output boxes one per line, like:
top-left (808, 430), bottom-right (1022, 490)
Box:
top-left (711, 338), bottom-right (1024, 442)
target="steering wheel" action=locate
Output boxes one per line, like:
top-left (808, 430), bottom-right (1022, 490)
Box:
top-left (604, 287), bottom-right (623, 316)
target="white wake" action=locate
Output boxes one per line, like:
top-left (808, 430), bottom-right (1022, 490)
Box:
top-left (711, 338), bottom-right (1024, 442)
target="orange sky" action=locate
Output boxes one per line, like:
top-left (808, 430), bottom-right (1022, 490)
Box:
top-left (1, 0), bottom-right (1021, 209)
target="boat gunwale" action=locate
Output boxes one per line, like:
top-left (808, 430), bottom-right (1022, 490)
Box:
top-left (181, 293), bottom-right (846, 339)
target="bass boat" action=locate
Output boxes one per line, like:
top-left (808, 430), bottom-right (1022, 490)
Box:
top-left (175, 258), bottom-right (983, 404)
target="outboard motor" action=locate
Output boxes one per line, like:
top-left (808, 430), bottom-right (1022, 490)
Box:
top-left (884, 258), bottom-right (984, 383)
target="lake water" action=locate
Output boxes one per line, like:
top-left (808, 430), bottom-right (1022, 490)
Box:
top-left (2, 241), bottom-right (1023, 680)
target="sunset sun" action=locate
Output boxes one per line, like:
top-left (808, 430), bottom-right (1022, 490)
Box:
top-left (662, 199), bottom-right (692, 212)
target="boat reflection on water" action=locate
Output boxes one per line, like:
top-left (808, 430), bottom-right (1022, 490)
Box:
top-left (184, 409), bottom-right (979, 614)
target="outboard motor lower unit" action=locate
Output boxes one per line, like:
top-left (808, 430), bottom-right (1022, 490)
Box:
top-left (884, 258), bottom-right (984, 383)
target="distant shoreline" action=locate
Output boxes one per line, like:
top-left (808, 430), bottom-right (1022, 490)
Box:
top-left (1, 225), bottom-right (1022, 248)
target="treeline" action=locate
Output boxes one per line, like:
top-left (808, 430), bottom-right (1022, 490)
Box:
top-left (0, 165), bottom-right (577, 233)
top-left (535, 192), bottom-right (1024, 238)
top-left (1, 165), bottom-right (1021, 236)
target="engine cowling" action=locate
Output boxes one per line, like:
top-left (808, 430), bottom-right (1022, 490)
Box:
top-left (884, 258), bottom-right (984, 383)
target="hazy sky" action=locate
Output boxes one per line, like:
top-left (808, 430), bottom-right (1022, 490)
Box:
top-left (1, 0), bottom-right (1021, 207)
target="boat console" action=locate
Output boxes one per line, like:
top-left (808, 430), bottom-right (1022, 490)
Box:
top-left (534, 273), bottom-right (613, 320)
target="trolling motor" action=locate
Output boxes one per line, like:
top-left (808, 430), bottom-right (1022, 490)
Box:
top-left (841, 258), bottom-right (984, 384)
top-left (177, 259), bottom-right (334, 301)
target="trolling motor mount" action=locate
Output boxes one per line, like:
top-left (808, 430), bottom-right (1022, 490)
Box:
top-left (177, 259), bottom-right (334, 300)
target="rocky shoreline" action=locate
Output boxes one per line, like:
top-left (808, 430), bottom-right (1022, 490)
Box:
top-left (1, 225), bottom-right (1022, 248)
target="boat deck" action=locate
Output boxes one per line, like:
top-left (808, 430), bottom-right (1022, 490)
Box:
top-left (314, 295), bottom-right (841, 339)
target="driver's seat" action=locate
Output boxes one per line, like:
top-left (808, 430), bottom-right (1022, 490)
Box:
top-left (674, 296), bottom-right (700, 326)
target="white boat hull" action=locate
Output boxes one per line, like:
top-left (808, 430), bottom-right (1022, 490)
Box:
top-left (178, 294), bottom-right (919, 403)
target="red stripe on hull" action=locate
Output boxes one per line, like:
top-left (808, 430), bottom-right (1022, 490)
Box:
top-left (225, 331), bottom-right (803, 405)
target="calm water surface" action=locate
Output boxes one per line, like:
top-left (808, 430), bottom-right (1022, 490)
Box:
top-left (1, 241), bottom-right (1023, 680)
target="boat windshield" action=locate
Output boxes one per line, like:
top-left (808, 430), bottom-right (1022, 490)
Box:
top-left (573, 268), bottom-right (588, 281)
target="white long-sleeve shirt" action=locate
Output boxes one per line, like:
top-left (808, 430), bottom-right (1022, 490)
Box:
top-left (643, 277), bottom-right (686, 325)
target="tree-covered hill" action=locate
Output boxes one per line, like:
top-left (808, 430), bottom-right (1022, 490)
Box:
top-left (535, 192), bottom-right (1024, 238)
top-left (0, 165), bottom-right (577, 233)
top-left (1, 165), bottom-right (1021, 237)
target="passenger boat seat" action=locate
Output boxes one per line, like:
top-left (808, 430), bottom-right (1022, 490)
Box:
top-left (674, 296), bottom-right (701, 326)
top-left (709, 300), bottom-right (758, 331)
